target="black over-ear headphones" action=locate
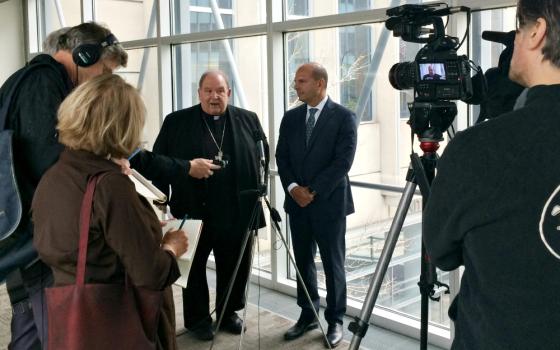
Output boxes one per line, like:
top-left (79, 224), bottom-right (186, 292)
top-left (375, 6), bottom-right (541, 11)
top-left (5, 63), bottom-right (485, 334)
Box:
top-left (72, 34), bottom-right (119, 67)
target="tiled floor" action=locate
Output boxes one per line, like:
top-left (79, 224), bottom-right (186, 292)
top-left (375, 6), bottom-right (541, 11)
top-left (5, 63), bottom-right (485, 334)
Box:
top-left (199, 270), bottom-right (445, 350)
top-left (0, 269), bottom-right (446, 350)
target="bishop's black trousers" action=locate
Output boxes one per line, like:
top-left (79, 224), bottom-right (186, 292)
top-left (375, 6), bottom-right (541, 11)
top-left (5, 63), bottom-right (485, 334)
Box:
top-left (182, 223), bottom-right (254, 329)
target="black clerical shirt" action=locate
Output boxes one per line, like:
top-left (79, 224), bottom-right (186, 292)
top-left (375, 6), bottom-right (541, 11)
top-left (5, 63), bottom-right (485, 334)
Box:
top-left (200, 109), bottom-right (238, 230)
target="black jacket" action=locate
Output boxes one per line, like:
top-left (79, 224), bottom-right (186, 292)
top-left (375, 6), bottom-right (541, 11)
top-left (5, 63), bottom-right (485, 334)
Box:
top-left (139, 104), bottom-right (269, 231)
top-left (0, 54), bottom-right (72, 231)
top-left (424, 85), bottom-right (560, 349)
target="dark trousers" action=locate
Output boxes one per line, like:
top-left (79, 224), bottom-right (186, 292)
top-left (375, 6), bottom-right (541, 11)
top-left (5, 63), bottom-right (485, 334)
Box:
top-left (6, 261), bottom-right (53, 350)
top-left (289, 211), bottom-right (347, 325)
top-left (182, 224), bottom-right (254, 328)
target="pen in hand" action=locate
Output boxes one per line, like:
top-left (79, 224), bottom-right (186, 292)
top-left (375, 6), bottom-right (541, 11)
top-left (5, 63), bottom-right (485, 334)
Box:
top-left (178, 215), bottom-right (188, 230)
top-left (162, 215), bottom-right (189, 257)
top-left (128, 148), bottom-right (142, 161)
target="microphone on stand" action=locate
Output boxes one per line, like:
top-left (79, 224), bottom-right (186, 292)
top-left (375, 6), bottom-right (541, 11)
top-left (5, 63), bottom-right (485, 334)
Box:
top-left (253, 129), bottom-right (267, 193)
top-left (254, 130), bottom-right (266, 166)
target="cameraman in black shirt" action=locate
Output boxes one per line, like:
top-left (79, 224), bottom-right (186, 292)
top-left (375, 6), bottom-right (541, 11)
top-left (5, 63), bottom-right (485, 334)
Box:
top-left (424, 0), bottom-right (560, 348)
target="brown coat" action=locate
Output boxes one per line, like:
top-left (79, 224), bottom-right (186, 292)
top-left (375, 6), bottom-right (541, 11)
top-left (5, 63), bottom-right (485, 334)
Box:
top-left (32, 149), bottom-right (180, 350)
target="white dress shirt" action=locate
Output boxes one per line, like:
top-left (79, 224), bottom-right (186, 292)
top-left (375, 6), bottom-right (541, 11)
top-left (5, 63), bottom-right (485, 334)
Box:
top-left (288, 95), bottom-right (329, 194)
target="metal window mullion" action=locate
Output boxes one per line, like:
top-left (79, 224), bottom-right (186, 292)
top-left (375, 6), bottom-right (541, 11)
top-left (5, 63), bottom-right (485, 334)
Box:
top-left (36, 0), bottom-right (46, 52)
top-left (53, 0), bottom-right (66, 27)
top-left (209, 0), bottom-right (248, 108)
top-left (160, 24), bottom-right (268, 46)
top-left (273, 7), bottom-right (389, 33)
top-left (137, 0), bottom-right (158, 92)
top-left (453, 0), bottom-right (516, 10)
top-left (121, 38), bottom-right (159, 50)
top-left (190, 5), bottom-right (234, 14)
top-left (156, 0), bottom-right (172, 125)
top-left (266, 0), bottom-right (284, 289)
top-left (23, 0), bottom-right (34, 59)
top-left (81, 0), bottom-right (94, 22)
top-left (274, 0), bottom-right (517, 34)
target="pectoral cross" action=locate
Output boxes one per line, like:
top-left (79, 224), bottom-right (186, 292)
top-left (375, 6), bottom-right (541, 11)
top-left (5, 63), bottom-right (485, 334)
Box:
top-left (215, 151), bottom-right (223, 162)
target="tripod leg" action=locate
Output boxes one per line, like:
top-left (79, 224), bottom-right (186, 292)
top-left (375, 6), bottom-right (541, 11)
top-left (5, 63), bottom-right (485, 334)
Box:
top-left (348, 180), bottom-right (418, 350)
top-left (420, 243), bottom-right (430, 350)
top-left (263, 199), bottom-right (332, 349)
top-left (211, 199), bottom-right (261, 350)
top-left (417, 150), bottom-right (438, 350)
top-left (237, 230), bottom-right (257, 350)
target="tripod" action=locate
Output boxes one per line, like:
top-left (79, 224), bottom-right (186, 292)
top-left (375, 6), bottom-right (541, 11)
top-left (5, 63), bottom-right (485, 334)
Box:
top-left (348, 138), bottom-right (449, 350)
top-left (211, 143), bottom-right (332, 349)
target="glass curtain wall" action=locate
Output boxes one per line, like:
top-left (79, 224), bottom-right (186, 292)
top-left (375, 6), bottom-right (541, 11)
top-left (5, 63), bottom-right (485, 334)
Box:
top-left (27, 0), bottom-right (519, 346)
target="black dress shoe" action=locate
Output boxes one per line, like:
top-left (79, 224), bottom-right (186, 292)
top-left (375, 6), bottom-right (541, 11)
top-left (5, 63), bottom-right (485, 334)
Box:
top-left (219, 313), bottom-right (246, 334)
top-left (188, 323), bottom-right (214, 341)
top-left (284, 317), bottom-right (319, 341)
top-left (324, 323), bottom-right (343, 348)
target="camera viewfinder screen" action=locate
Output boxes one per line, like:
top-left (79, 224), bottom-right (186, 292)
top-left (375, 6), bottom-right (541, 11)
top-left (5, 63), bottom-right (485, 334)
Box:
top-left (419, 63), bottom-right (446, 81)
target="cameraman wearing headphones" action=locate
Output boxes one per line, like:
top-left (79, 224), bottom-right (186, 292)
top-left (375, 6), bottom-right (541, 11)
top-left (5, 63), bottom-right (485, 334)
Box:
top-left (0, 22), bottom-right (127, 349)
top-left (424, 0), bottom-right (560, 348)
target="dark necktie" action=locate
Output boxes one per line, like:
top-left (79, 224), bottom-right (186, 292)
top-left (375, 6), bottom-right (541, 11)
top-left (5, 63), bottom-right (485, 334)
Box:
top-left (306, 108), bottom-right (318, 145)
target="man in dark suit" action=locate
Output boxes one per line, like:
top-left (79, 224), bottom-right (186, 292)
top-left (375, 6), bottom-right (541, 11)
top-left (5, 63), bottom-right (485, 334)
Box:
top-left (276, 62), bottom-right (357, 348)
top-left (142, 70), bottom-right (268, 341)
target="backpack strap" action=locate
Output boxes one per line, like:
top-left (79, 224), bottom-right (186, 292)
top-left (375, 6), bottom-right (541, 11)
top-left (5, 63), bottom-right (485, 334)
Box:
top-left (0, 62), bottom-right (59, 131)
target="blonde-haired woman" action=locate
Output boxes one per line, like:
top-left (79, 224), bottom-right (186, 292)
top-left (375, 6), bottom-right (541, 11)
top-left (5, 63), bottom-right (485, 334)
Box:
top-left (32, 74), bottom-right (187, 350)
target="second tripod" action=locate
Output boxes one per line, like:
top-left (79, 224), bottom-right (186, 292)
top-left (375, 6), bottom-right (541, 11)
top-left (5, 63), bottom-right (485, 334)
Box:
top-left (349, 139), bottom-right (449, 350)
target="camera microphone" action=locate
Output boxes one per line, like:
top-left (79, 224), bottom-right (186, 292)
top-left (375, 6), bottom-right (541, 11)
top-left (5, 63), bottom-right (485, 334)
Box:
top-left (482, 30), bottom-right (516, 46)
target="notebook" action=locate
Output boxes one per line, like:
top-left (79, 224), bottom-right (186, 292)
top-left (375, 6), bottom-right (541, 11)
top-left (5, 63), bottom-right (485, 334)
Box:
top-left (161, 219), bottom-right (203, 288)
top-left (128, 169), bottom-right (167, 204)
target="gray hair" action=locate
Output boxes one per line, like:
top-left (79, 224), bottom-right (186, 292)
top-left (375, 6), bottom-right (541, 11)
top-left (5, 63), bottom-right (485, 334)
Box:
top-left (42, 27), bottom-right (70, 56)
top-left (57, 22), bottom-right (128, 67)
top-left (198, 70), bottom-right (230, 89)
top-left (517, 0), bottom-right (560, 68)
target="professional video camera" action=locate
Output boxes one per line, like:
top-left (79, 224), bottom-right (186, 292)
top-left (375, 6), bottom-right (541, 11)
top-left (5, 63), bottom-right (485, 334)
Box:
top-left (349, 6), bottom-right (483, 349)
top-left (386, 3), bottom-right (482, 141)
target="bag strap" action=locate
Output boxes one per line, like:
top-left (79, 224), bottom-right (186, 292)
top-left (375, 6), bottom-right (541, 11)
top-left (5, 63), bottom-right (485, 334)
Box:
top-left (76, 173), bottom-right (108, 286)
top-left (0, 62), bottom-right (57, 131)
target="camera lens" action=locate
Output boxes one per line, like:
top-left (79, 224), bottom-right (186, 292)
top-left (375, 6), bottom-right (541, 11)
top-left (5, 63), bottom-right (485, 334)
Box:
top-left (388, 62), bottom-right (417, 90)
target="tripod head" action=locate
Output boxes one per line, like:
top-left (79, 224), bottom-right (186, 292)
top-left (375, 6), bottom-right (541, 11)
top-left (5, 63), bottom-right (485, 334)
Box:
top-left (408, 100), bottom-right (457, 142)
top-left (419, 140), bottom-right (440, 154)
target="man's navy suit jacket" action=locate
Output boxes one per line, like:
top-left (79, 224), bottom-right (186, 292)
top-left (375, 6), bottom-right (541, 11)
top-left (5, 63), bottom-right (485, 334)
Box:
top-left (276, 98), bottom-right (357, 219)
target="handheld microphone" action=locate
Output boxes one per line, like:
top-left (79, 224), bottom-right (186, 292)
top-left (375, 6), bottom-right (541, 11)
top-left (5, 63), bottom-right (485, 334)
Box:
top-left (253, 129), bottom-right (267, 193)
top-left (257, 140), bottom-right (265, 166)
top-left (253, 130), bottom-right (266, 166)
top-left (432, 6), bottom-right (468, 17)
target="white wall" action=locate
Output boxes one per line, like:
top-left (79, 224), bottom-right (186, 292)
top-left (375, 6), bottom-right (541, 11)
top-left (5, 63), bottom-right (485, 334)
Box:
top-left (0, 0), bottom-right (25, 84)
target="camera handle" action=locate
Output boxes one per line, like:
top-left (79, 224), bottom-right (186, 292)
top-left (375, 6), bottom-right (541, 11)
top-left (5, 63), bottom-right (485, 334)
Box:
top-left (348, 140), bottom-right (449, 350)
